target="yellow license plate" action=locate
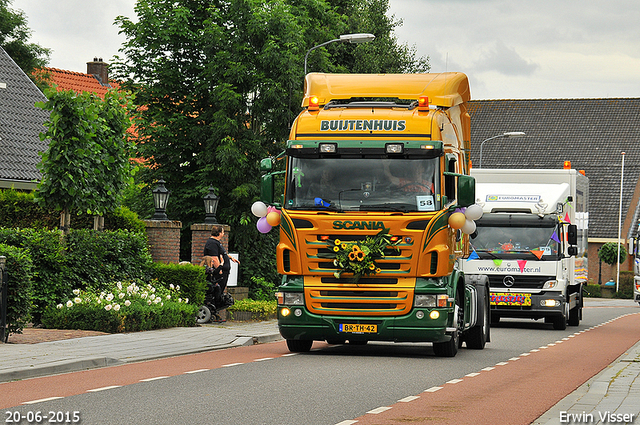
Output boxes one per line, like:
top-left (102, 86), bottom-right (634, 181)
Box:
top-left (491, 292), bottom-right (532, 306)
top-left (339, 324), bottom-right (377, 333)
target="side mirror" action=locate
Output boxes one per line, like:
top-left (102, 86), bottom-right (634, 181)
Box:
top-left (567, 224), bottom-right (577, 245)
top-left (261, 174), bottom-right (274, 204)
top-left (457, 175), bottom-right (475, 207)
top-left (260, 158), bottom-right (273, 172)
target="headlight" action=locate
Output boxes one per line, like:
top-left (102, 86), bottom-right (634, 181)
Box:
top-left (540, 299), bottom-right (560, 307)
top-left (284, 292), bottom-right (304, 305)
top-left (414, 294), bottom-right (448, 308)
top-left (414, 294), bottom-right (436, 307)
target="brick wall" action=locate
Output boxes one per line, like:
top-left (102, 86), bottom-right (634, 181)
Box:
top-left (144, 220), bottom-right (182, 264)
top-left (190, 223), bottom-right (231, 265)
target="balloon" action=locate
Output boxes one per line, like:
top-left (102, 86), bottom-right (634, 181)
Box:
top-left (256, 216), bottom-right (272, 233)
top-left (251, 201), bottom-right (268, 218)
top-left (461, 219), bottom-right (476, 235)
top-left (266, 211), bottom-right (281, 226)
top-left (465, 204), bottom-right (483, 220)
top-left (448, 212), bottom-right (466, 229)
top-left (267, 205), bottom-right (277, 214)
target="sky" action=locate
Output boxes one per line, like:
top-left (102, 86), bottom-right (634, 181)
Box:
top-left (10, 0), bottom-right (640, 100)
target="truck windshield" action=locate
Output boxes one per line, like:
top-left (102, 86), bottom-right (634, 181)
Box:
top-left (285, 157), bottom-right (440, 212)
top-left (470, 224), bottom-right (560, 259)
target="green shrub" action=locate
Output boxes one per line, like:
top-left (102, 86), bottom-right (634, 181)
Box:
top-left (614, 271), bottom-right (634, 299)
top-left (584, 284), bottom-right (602, 298)
top-left (41, 280), bottom-right (196, 332)
top-left (228, 299), bottom-right (277, 321)
top-left (0, 228), bottom-right (69, 324)
top-left (0, 244), bottom-right (34, 341)
top-left (248, 275), bottom-right (276, 301)
top-left (64, 229), bottom-right (154, 289)
top-left (150, 262), bottom-right (207, 307)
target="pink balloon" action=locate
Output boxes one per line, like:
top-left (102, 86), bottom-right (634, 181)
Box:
top-left (267, 205), bottom-right (277, 213)
top-left (257, 216), bottom-right (272, 233)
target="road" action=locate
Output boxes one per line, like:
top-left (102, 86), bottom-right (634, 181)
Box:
top-left (2, 301), bottom-right (639, 425)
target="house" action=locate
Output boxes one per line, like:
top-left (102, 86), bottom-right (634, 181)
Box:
top-left (0, 46), bottom-right (49, 190)
top-left (467, 99), bottom-right (640, 281)
top-left (42, 57), bottom-right (118, 97)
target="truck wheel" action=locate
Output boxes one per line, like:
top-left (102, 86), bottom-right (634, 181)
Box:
top-left (286, 339), bottom-right (313, 352)
top-left (552, 303), bottom-right (568, 330)
top-left (568, 306), bottom-right (580, 326)
top-left (466, 285), bottom-right (490, 349)
top-left (433, 295), bottom-right (462, 357)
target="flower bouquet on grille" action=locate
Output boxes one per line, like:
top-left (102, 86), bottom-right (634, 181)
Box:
top-left (322, 228), bottom-right (401, 282)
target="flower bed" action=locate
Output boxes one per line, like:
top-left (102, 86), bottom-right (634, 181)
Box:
top-left (41, 280), bottom-right (197, 333)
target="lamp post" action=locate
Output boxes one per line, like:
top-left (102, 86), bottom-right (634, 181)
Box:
top-left (0, 256), bottom-right (7, 344)
top-left (478, 132), bottom-right (526, 168)
top-left (152, 178), bottom-right (171, 220)
top-left (304, 33), bottom-right (375, 75)
top-left (203, 186), bottom-right (220, 224)
top-left (616, 152), bottom-right (626, 292)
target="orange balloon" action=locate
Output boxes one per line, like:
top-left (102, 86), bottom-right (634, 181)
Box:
top-left (266, 211), bottom-right (281, 226)
top-left (448, 212), bottom-right (466, 229)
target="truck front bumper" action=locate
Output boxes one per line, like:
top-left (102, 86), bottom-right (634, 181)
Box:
top-left (490, 291), bottom-right (566, 319)
top-left (277, 306), bottom-right (453, 343)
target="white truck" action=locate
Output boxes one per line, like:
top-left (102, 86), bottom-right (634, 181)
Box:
top-left (462, 168), bottom-right (588, 329)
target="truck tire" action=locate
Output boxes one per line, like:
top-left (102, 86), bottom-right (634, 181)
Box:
top-left (286, 339), bottom-right (313, 352)
top-left (433, 294), bottom-right (462, 357)
top-left (465, 285), bottom-right (490, 349)
top-left (552, 302), bottom-right (568, 330)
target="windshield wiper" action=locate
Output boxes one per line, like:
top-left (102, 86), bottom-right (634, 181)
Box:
top-left (359, 204), bottom-right (411, 212)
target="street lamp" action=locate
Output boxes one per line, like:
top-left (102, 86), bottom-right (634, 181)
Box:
top-left (152, 178), bottom-right (171, 220)
top-left (304, 33), bottom-right (375, 75)
top-left (203, 186), bottom-right (220, 224)
top-left (478, 132), bottom-right (526, 168)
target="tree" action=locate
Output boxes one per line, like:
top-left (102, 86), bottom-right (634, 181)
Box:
top-left (0, 0), bottom-right (51, 88)
top-left (35, 88), bottom-right (136, 233)
top-left (111, 0), bottom-right (429, 287)
top-left (599, 242), bottom-right (627, 266)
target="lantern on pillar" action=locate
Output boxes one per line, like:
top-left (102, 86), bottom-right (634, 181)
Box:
top-left (152, 178), bottom-right (171, 220)
top-left (203, 186), bottom-right (220, 224)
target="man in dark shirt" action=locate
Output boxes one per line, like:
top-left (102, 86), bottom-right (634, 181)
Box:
top-left (203, 225), bottom-right (240, 308)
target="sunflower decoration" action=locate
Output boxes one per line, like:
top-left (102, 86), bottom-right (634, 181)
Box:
top-left (321, 228), bottom-right (400, 282)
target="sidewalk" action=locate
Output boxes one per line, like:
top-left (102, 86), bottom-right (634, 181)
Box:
top-left (0, 320), bottom-right (281, 383)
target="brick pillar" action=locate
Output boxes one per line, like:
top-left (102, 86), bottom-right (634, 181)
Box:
top-left (190, 223), bottom-right (231, 265)
top-left (144, 220), bottom-right (182, 263)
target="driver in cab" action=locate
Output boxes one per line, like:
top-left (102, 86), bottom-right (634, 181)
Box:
top-left (383, 161), bottom-right (434, 193)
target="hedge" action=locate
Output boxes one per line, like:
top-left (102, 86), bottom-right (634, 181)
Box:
top-left (150, 262), bottom-right (207, 308)
top-left (0, 244), bottom-right (34, 341)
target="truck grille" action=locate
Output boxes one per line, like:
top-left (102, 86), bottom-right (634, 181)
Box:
top-left (488, 275), bottom-right (554, 290)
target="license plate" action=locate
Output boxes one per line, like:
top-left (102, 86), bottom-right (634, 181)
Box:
top-left (339, 323), bottom-right (377, 333)
top-left (491, 292), bottom-right (532, 306)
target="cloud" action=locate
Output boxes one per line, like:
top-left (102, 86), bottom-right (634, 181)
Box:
top-left (474, 41), bottom-right (539, 76)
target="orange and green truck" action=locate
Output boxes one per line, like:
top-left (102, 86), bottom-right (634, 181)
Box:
top-left (260, 73), bottom-right (490, 357)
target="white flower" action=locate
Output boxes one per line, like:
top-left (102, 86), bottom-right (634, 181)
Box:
top-left (105, 304), bottom-right (112, 311)
top-left (113, 304), bottom-right (121, 311)
top-left (117, 282), bottom-right (123, 290)
top-left (106, 293), bottom-right (114, 301)
top-left (169, 284), bottom-right (175, 289)
top-left (66, 300), bottom-right (73, 308)
top-left (124, 300), bottom-right (131, 307)
top-left (141, 292), bottom-right (148, 299)
top-left (57, 304), bottom-right (63, 309)
top-left (160, 302), bottom-right (164, 306)
top-left (74, 297), bottom-right (82, 304)
top-left (185, 298), bottom-right (189, 303)
top-left (178, 298), bottom-right (182, 303)
top-left (151, 287), bottom-right (156, 293)
top-left (118, 292), bottom-right (125, 299)
top-left (73, 289), bottom-right (80, 295)
top-left (154, 297), bottom-right (161, 304)
top-left (166, 294), bottom-right (171, 300)
top-left (147, 300), bottom-right (152, 305)
top-left (176, 285), bottom-right (180, 291)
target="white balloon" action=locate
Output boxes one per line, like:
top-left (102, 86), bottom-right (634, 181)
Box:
top-left (251, 201), bottom-right (268, 218)
top-left (461, 219), bottom-right (476, 235)
top-left (465, 204), bottom-right (483, 220)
